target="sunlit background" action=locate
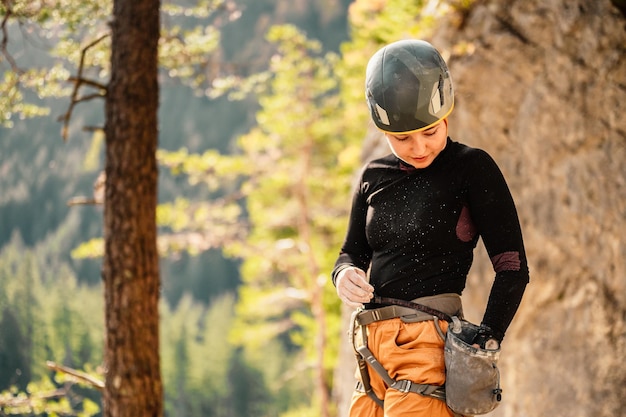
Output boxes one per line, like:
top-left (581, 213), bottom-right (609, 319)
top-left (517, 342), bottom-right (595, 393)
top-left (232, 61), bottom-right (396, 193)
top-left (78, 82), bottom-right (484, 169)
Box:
top-left (1, 0), bottom-right (624, 416)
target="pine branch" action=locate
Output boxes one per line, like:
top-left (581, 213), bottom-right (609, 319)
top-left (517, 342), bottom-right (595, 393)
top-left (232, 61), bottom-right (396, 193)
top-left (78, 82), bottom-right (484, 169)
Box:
top-left (0, 3), bottom-right (23, 74)
top-left (46, 361), bottom-right (105, 391)
top-left (67, 76), bottom-right (107, 91)
top-left (0, 387), bottom-right (69, 408)
top-left (58, 34), bottom-right (109, 141)
top-left (67, 197), bottom-right (100, 206)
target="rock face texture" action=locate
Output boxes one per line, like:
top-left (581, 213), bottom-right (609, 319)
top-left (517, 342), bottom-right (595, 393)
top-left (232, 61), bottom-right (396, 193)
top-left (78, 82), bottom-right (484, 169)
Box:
top-left (435, 1), bottom-right (626, 416)
top-left (340, 1), bottom-right (626, 416)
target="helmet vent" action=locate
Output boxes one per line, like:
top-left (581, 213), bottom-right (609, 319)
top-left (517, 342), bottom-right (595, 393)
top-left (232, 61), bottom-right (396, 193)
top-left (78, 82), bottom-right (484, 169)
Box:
top-left (375, 103), bottom-right (390, 126)
top-left (430, 80), bottom-right (442, 114)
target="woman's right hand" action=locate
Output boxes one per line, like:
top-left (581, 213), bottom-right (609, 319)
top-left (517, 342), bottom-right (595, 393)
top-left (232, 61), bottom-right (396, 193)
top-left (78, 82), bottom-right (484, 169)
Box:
top-left (335, 267), bottom-right (374, 309)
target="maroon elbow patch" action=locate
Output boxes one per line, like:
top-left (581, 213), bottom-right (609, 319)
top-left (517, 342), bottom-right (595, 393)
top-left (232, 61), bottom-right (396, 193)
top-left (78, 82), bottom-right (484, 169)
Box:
top-left (491, 251), bottom-right (521, 272)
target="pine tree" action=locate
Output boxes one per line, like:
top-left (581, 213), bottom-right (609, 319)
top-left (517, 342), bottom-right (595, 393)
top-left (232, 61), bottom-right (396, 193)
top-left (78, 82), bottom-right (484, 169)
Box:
top-left (223, 25), bottom-right (357, 417)
top-left (0, 308), bottom-right (29, 391)
top-left (101, 1), bottom-right (162, 415)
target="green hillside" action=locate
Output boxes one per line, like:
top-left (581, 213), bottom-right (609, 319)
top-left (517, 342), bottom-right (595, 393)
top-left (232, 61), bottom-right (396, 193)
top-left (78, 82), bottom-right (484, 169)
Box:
top-left (0, 0), bottom-right (351, 301)
top-left (0, 1), bottom-right (352, 415)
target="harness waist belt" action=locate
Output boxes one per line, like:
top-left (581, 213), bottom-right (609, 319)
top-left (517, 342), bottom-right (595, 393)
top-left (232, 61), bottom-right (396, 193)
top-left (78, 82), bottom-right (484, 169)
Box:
top-left (356, 305), bottom-right (435, 325)
top-left (359, 293), bottom-right (464, 325)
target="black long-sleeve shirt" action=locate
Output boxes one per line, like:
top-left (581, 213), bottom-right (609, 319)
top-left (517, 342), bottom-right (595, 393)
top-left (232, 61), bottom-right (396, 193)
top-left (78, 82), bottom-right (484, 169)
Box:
top-left (332, 138), bottom-right (529, 339)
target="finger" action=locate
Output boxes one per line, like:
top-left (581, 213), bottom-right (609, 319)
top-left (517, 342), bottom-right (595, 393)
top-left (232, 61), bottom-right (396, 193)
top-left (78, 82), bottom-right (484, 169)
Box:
top-left (335, 268), bottom-right (374, 307)
top-left (336, 282), bottom-right (368, 306)
top-left (343, 271), bottom-right (373, 292)
top-left (348, 280), bottom-right (374, 300)
top-left (340, 276), bottom-right (373, 301)
top-left (350, 271), bottom-right (375, 293)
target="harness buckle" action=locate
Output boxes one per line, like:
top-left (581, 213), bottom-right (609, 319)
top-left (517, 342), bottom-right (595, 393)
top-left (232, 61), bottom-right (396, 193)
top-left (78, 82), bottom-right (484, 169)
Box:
top-left (395, 379), bottom-right (412, 393)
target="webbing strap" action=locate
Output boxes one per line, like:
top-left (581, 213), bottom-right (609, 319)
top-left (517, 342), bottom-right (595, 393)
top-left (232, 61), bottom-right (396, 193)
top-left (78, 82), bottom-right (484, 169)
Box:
top-left (372, 296), bottom-right (453, 322)
top-left (355, 379), bottom-right (446, 401)
top-left (353, 315), bottom-right (445, 404)
top-left (356, 304), bottom-right (434, 326)
top-left (356, 338), bottom-right (446, 400)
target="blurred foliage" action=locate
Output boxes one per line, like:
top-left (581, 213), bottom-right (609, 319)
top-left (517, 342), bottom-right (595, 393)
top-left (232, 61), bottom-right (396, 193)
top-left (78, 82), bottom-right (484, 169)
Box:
top-left (0, 377), bottom-right (100, 416)
top-left (0, 0), bottom-right (457, 415)
top-left (158, 24), bottom-right (356, 414)
top-left (0, 234), bottom-right (103, 415)
top-left (0, 234), bottom-right (278, 416)
top-left (0, 0), bottom-right (238, 131)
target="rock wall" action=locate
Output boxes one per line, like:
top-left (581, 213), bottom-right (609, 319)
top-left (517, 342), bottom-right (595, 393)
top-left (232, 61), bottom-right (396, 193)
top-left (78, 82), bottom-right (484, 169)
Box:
top-left (435, 1), bottom-right (625, 416)
top-left (337, 1), bottom-right (626, 416)
top-left (440, 1), bottom-right (626, 415)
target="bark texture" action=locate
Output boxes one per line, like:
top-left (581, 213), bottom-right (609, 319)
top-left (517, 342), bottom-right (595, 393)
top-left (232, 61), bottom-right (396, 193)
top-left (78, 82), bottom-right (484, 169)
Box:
top-left (103, 0), bottom-right (162, 416)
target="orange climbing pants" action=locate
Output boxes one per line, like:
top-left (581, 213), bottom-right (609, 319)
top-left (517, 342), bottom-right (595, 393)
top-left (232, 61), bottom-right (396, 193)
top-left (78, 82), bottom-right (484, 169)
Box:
top-left (349, 318), bottom-right (457, 417)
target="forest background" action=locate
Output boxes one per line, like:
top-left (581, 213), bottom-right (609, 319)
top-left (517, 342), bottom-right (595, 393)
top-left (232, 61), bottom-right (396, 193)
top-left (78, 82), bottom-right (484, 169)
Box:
top-left (0, 0), bottom-right (375, 415)
top-left (1, 0), bottom-right (625, 417)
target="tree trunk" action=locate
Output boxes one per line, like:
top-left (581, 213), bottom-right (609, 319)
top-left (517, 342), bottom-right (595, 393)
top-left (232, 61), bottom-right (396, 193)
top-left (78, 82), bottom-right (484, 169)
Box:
top-left (103, 0), bottom-right (162, 416)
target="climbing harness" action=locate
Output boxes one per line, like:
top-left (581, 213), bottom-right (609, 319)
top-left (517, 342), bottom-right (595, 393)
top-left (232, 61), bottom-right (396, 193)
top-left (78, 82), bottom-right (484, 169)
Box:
top-left (349, 308), bottom-right (447, 407)
top-left (350, 295), bottom-right (503, 415)
top-left (349, 295), bottom-right (455, 407)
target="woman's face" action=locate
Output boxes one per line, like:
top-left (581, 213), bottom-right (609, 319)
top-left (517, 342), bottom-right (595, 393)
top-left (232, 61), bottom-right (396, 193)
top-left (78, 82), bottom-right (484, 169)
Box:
top-left (384, 119), bottom-right (448, 169)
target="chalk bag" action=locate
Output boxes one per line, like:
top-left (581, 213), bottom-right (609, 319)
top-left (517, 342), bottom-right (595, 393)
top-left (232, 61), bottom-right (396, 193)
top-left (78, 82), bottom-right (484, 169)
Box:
top-left (443, 317), bottom-right (503, 416)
